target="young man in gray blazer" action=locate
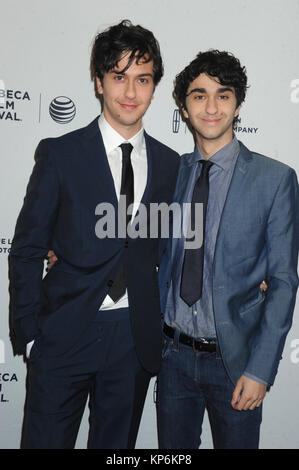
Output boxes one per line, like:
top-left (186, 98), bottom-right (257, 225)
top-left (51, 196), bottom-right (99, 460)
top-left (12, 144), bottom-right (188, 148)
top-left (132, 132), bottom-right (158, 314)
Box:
top-left (157, 50), bottom-right (298, 449)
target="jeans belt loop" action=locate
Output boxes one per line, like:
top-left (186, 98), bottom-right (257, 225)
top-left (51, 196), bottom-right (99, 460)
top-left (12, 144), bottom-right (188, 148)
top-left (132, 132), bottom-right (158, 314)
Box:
top-left (192, 338), bottom-right (199, 353)
top-left (173, 327), bottom-right (180, 352)
top-left (192, 338), bottom-right (205, 353)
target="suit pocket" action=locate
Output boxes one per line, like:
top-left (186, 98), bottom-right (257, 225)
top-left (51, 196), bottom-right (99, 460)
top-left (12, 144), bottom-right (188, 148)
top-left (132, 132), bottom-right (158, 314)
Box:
top-left (239, 289), bottom-right (265, 315)
top-left (41, 269), bottom-right (82, 312)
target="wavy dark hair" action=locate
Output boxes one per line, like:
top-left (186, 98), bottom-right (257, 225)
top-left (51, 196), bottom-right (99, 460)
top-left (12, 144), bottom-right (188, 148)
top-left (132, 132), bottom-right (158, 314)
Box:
top-left (174, 50), bottom-right (248, 111)
top-left (90, 20), bottom-right (164, 86)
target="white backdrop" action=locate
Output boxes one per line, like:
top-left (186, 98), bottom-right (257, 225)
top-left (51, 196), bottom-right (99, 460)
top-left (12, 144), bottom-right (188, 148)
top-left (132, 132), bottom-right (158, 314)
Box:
top-left (0, 0), bottom-right (298, 449)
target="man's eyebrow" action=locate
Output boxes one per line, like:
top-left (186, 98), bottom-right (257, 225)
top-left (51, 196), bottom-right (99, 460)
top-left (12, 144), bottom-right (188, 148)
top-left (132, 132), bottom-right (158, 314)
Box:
top-left (217, 87), bottom-right (234, 93)
top-left (186, 88), bottom-right (206, 96)
top-left (187, 87), bottom-right (234, 96)
top-left (109, 69), bottom-right (127, 75)
top-left (109, 70), bottom-right (153, 77)
top-left (136, 73), bottom-right (154, 78)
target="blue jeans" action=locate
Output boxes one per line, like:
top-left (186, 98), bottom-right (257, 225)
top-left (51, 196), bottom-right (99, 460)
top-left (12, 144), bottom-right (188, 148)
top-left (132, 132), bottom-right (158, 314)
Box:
top-left (156, 329), bottom-right (262, 449)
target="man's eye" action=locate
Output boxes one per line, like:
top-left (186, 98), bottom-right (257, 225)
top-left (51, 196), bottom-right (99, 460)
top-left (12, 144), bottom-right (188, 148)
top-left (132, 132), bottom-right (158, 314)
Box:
top-left (114, 75), bottom-right (124, 81)
top-left (194, 95), bottom-right (205, 100)
top-left (138, 78), bottom-right (148, 84)
top-left (219, 95), bottom-right (229, 100)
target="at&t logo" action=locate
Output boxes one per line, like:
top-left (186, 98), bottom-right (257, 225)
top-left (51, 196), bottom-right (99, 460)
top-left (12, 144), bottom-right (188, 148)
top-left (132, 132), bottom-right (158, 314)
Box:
top-left (49, 96), bottom-right (76, 123)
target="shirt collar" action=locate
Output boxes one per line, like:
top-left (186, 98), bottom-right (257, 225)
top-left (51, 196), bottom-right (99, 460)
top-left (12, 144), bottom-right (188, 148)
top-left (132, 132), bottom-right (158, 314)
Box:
top-left (192, 134), bottom-right (240, 171)
top-left (98, 113), bottom-right (145, 155)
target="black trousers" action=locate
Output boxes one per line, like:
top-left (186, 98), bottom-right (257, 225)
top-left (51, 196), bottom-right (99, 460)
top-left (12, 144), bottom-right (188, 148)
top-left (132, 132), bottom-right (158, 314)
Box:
top-left (21, 308), bottom-right (151, 449)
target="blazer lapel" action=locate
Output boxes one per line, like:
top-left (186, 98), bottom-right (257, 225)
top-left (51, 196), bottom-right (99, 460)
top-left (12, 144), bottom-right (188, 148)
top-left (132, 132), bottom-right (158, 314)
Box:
top-left (141, 132), bottom-right (153, 207)
top-left (216, 142), bottom-right (252, 226)
top-left (214, 142), bottom-right (254, 257)
top-left (79, 116), bottom-right (118, 211)
top-left (171, 155), bottom-right (198, 272)
top-left (173, 154), bottom-right (197, 203)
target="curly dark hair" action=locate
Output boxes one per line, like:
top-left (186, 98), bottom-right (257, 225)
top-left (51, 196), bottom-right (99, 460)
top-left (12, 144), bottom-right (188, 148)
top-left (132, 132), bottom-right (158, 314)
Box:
top-left (174, 50), bottom-right (248, 110)
top-left (90, 19), bottom-right (164, 86)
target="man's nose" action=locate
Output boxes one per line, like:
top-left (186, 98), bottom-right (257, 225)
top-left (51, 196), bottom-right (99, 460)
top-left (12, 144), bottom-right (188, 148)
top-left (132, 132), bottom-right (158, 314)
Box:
top-left (206, 96), bottom-right (218, 114)
top-left (124, 80), bottom-right (136, 99)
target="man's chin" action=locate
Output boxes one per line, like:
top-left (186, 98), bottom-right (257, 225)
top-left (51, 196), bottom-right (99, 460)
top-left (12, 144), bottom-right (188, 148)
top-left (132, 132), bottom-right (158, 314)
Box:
top-left (196, 127), bottom-right (233, 142)
top-left (197, 131), bottom-right (223, 141)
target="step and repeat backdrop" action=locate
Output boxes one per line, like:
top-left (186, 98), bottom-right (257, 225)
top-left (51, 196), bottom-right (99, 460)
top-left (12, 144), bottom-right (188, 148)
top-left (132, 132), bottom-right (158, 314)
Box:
top-left (1, 0), bottom-right (298, 449)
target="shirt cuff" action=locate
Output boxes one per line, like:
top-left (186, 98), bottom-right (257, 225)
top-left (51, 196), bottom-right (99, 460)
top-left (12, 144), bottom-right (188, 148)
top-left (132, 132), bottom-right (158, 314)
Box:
top-left (26, 340), bottom-right (35, 359)
top-left (243, 371), bottom-right (269, 387)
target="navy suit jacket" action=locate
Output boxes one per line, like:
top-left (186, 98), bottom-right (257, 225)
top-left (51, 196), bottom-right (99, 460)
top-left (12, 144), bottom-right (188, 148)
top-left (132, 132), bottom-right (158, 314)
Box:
top-left (159, 141), bottom-right (298, 385)
top-left (9, 117), bottom-right (180, 374)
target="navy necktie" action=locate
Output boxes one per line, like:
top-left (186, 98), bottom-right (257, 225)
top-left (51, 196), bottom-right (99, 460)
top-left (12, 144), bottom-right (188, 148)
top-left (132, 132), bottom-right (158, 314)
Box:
top-left (180, 160), bottom-right (213, 307)
top-left (109, 143), bottom-right (134, 303)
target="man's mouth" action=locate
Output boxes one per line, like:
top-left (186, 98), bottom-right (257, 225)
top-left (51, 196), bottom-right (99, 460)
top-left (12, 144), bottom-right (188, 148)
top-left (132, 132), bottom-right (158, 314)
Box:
top-left (202, 118), bottom-right (221, 124)
top-left (120, 103), bottom-right (138, 110)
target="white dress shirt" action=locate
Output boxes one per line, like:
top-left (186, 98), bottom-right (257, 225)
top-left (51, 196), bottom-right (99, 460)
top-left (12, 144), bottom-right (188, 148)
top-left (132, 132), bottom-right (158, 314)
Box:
top-left (98, 114), bottom-right (148, 310)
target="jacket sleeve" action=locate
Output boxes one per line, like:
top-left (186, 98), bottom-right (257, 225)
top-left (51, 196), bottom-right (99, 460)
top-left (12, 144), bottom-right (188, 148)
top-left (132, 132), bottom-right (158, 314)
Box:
top-left (244, 167), bottom-right (299, 384)
top-left (9, 139), bottom-right (60, 354)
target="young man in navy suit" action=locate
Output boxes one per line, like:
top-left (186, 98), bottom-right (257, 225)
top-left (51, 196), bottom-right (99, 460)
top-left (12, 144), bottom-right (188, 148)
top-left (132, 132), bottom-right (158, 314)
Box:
top-left (157, 50), bottom-right (298, 449)
top-left (9, 20), bottom-right (179, 449)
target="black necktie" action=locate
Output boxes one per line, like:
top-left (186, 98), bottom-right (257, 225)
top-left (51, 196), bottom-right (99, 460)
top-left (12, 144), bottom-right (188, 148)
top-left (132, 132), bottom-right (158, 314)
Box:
top-left (180, 160), bottom-right (213, 306)
top-left (109, 143), bottom-right (134, 303)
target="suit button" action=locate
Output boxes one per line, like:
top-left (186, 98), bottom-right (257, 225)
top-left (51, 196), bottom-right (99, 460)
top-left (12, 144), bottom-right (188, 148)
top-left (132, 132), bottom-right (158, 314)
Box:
top-left (124, 241), bottom-right (129, 248)
top-left (107, 280), bottom-right (113, 287)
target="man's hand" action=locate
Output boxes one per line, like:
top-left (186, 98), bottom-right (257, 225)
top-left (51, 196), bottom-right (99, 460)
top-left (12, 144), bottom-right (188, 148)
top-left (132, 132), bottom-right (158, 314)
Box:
top-left (46, 250), bottom-right (58, 271)
top-left (260, 280), bottom-right (267, 292)
top-left (231, 375), bottom-right (267, 411)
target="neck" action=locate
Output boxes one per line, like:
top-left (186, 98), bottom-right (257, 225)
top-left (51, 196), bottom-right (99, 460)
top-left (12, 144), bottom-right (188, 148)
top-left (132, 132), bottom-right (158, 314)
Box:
top-left (196, 131), bottom-right (234, 159)
top-left (103, 112), bottom-right (142, 140)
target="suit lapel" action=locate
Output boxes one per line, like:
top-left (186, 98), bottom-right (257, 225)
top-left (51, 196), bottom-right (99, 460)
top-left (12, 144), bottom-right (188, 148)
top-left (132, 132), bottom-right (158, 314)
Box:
top-left (79, 116), bottom-right (118, 211)
top-left (141, 132), bottom-right (153, 207)
top-left (216, 142), bottom-right (252, 229)
top-left (78, 124), bottom-right (157, 237)
top-left (171, 155), bottom-right (198, 270)
top-left (214, 142), bottom-right (253, 257)
top-left (173, 155), bottom-right (197, 203)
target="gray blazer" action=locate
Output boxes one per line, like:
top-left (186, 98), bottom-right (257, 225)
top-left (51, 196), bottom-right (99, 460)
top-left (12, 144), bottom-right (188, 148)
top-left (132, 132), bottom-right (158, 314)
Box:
top-left (159, 141), bottom-right (298, 385)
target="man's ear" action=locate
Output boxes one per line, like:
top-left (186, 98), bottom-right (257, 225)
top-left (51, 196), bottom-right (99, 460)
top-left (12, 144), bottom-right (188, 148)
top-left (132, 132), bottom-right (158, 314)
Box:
top-left (234, 104), bottom-right (241, 118)
top-left (182, 105), bottom-right (189, 120)
top-left (95, 77), bottom-right (104, 95)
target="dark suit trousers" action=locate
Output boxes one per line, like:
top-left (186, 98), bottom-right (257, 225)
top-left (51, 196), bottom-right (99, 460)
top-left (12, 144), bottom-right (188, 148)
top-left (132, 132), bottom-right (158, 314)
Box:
top-left (21, 308), bottom-right (151, 449)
